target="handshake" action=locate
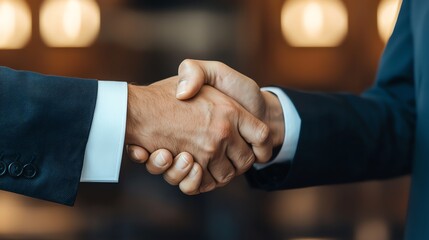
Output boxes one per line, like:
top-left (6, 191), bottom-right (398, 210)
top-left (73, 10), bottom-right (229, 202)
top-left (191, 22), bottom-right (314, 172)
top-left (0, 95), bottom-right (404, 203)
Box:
top-left (124, 59), bottom-right (285, 195)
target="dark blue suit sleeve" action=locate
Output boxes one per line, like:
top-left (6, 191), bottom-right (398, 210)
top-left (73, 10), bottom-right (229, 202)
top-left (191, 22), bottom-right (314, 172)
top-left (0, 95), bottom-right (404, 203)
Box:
top-left (247, 0), bottom-right (415, 190)
top-left (0, 67), bottom-right (98, 205)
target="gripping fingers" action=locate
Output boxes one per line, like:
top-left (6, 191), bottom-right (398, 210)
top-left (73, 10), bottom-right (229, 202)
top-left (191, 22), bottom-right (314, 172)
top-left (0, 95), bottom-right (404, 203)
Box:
top-left (226, 137), bottom-right (256, 175)
top-left (179, 163), bottom-right (203, 195)
top-left (199, 168), bottom-right (217, 193)
top-left (127, 145), bottom-right (150, 163)
top-left (146, 149), bottom-right (174, 175)
top-left (207, 156), bottom-right (236, 185)
top-left (237, 110), bottom-right (273, 163)
top-left (163, 153), bottom-right (194, 185)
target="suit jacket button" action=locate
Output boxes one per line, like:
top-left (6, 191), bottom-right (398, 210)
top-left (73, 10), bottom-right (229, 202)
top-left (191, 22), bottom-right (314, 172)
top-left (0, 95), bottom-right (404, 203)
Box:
top-left (8, 162), bottom-right (23, 177)
top-left (23, 164), bottom-right (37, 179)
top-left (0, 161), bottom-right (6, 176)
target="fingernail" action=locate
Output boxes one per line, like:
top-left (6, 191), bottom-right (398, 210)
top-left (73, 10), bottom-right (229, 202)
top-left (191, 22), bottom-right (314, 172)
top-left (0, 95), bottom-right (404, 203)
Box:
top-left (155, 152), bottom-right (167, 167)
top-left (129, 149), bottom-right (139, 160)
top-left (176, 155), bottom-right (189, 169)
top-left (189, 165), bottom-right (198, 177)
top-left (134, 150), bottom-right (143, 160)
top-left (176, 79), bottom-right (188, 97)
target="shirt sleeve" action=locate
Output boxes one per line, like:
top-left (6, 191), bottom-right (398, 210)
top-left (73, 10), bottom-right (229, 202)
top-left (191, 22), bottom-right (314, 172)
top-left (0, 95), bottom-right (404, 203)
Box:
top-left (80, 81), bottom-right (128, 182)
top-left (253, 87), bottom-right (301, 170)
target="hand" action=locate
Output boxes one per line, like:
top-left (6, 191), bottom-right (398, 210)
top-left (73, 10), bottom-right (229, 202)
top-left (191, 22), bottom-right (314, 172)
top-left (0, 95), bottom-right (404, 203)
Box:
top-left (176, 59), bottom-right (285, 147)
top-left (129, 60), bottom-right (285, 194)
top-left (125, 77), bottom-right (271, 192)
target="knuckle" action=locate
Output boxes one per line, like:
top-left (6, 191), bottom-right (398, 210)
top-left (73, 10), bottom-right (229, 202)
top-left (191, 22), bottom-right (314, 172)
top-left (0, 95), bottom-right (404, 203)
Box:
top-left (217, 171), bottom-right (235, 184)
top-left (217, 122), bottom-right (233, 141)
top-left (241, 154), bottom-right (256, 172)
top-left (257, 123), bottom-right (270, 144)
top-left (249, 80), bottom-right (260, 92)
top-left (213, 61), bottom-right (227, 70)
top-left (180, 59), bottom-right (193, 69)
top-left (182, 58), bottom-right (192, 64)
top-left (202, 145), bottom-right (216, 160)
top-left (212, 60), bottom-right (222, 67)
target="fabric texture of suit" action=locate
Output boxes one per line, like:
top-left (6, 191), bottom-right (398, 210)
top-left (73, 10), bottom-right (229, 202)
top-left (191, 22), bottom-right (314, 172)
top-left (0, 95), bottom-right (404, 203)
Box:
top-left (0, 67), bottom-right (97, 205)
top-left (248, 0), bottom-right (429, 238)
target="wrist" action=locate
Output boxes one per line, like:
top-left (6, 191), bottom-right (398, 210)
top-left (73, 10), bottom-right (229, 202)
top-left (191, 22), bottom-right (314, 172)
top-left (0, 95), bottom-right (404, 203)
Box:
top-left (262, 91), bottom-right (285, 148)
top-left (125, 84), bottom-right (152, 145)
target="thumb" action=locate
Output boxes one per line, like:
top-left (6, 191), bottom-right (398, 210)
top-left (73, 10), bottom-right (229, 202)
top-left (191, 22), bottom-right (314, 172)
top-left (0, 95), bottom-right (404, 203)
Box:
top-left (176, 59), bottom-right (264, 118)
top-left (176, 59), bottom-right (206, 100)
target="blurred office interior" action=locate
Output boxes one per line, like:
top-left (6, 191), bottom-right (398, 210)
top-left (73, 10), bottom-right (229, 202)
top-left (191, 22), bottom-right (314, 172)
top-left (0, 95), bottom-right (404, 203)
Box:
top-left (0, 0), bottom-right (407, 239)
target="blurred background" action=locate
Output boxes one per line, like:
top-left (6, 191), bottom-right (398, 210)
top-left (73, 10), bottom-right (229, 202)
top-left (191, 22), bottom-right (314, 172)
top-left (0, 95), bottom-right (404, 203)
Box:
top-left (0, 0), bottom-right (409, 239)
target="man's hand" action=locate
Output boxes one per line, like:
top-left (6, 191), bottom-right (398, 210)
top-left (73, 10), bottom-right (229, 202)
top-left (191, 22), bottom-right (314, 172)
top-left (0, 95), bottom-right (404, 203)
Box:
top-left (125, 77), bottom-right (271, 193)
top-left (176, 59), bottom-right (285, 147)
top-left (129, 60), bottom-right (285, 194)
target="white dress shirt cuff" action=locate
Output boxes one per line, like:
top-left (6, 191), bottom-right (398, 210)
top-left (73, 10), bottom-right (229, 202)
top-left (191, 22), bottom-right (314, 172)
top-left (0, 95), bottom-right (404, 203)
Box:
top-left (253, 87), bottom-right (301, 170)
top-left (80, 81), bottom-right (128, 182)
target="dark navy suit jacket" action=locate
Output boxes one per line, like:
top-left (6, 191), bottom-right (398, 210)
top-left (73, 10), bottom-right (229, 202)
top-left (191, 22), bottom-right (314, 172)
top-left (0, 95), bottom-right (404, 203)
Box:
top-left (0, 68), bottom-right (97, 205)
top-left (247, 0), bottom-right (428, 238)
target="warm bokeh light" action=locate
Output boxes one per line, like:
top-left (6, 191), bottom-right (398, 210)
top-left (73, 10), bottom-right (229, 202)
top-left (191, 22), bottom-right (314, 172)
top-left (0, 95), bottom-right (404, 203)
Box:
top-left (0, 193), bottom-right (81, 236)
top-left (377, 0), bottom-right (401, 43)
top-left (40, 0), bottom-right (100, 47)
top-left (281, 0), bottom-right (348, 47)
top-left (355, 219), bottom-right (390, 240)
top-left (0, 0), bottom-right (31, 49)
